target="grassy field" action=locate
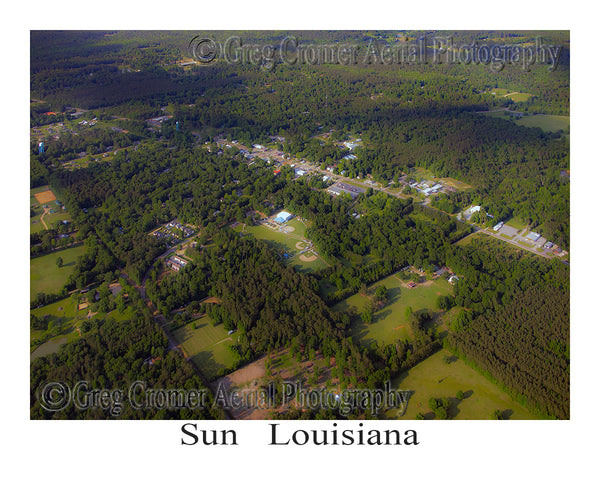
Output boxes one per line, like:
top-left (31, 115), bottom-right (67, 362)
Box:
top-left (514, 114), bottom-right (570, 133)
top-left (235, 219), bottom-right (327, 273)
top-left (480, 111), bottom-right (569, 134)
top-left (30, 244), bottom-right (86, 301)
top-left (504, 92), bottom-right (534, 102)
top-left (30, 295), bottom-right (85, 359)
top-left (489, 89), bottom-right (534, 102)
top-left (30, 185), bottom-right (72, 232)
top-left (333, 274), bottom-right (454, 346)
top-left (505, 216), bottom-right (528, 231)
top-left (384, 349), bottom-right (539, 420)
top-left (411, 167), bottom-right (473, 192)
top-left (172, 319), bottom-right (240, 380)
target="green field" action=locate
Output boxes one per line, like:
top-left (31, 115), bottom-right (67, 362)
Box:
top-left (490, 88), bottom-right (510, 96)
top-left (30, 186), bottom-right (72, 233)
top-left (480, 111), bottom-right (569, 134)
top-left (235, 219), bottom-right (327, 273)
top-left (505, 216), bottom-right (528, 231)
top-left (514, 114), bottom-right (570, 133)
top-left (489, 89), bottom-right (534, 102)
top-left (504, 92), bottom-right (534, 102)
top-left (172, 319), bottom-right (241, 380)
top-left (333, 274), bottom-right (454, 346)
top-left (30, 295), bottom-right (85, 359)
top-left (384, 349), bottom-right (539, 420)
top-left (30, 244), bottom-right (86, 301)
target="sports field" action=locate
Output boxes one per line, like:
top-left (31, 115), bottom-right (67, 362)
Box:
top-left (333, 274), bottom-right (454, 346)
top-left (385, 349), bottom-right (538, 420)
top-left (172, 319), bottom-right (240, 380)
top-left (30, 244), bottom-right (86, 301)
top-left (235, 217), bottom-right (327, 272)
top-left (30, 185), bottom-right (72, 232)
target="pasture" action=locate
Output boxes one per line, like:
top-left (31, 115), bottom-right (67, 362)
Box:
top-left (30, 244), bottom-right (86, 301)
top-left (385, 349), bottom-right (539, 420)
top-left (333, 274), bottom-right (454, 346)
top-left (172, 319), bottom-right (240, 380)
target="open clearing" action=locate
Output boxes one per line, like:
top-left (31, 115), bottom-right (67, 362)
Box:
top-left (172, 319), bottom-right (240, 380)
top-left (234, 217), bottom-right (327, 272)
top-left (385, 349), bottom-right (538, 419)
top-left (333, 274), bottom-right (454, 346)
top-left (411, 167), bottom-right (473, 192)
top-left (480, 110), bottom-right (569, 134)
top-left (514, 114), bottom-right (570, 132)
top-left (30, 296), bottom-right (83, 359)
top-left (489, 88), bottom-right (534, 102)
top-left (34, 189), bottom-right (57, 204)
top-left (30, 244), bottom-right (86, 301)
top-left (30, 186), bottom-right (72, 232)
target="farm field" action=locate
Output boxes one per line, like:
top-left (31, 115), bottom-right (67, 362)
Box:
top-left (384, 349), bottom-right (539, 420)
top-left (172, 319), bottom-right (240, 380)
top-left (30, 244), bottom-right (86, 301)
top-left (333, 274), bottom-right (454, 346)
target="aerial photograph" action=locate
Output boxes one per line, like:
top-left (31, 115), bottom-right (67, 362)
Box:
top-left (29, 30), bottom-right (569, 423)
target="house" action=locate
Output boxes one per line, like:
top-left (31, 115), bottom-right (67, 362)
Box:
top-left (434, 267), bottom-right (447, 277)
top-left (448, 275), bottom-right (459, 284)
top-left (407, 282), bottom-right (417, 288)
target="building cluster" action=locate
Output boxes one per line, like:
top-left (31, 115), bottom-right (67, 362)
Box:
top-left (409, 180), bottom-right (444, 196)
top-left (327, 181), bottom-right (366, 199)
top-left (150, 220), bottom-right (195, 246)
top-left (166, 255), bottom-right (188, 272)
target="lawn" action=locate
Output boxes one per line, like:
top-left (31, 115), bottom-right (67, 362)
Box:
top-left (172, 319), bottom-right (240, 380)
top-left (384, 349), bottom-right (539, 420)
top-left (30, 244), bottom-right (86, 301)
top-left (333, 274), bottom-right (454, 346)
